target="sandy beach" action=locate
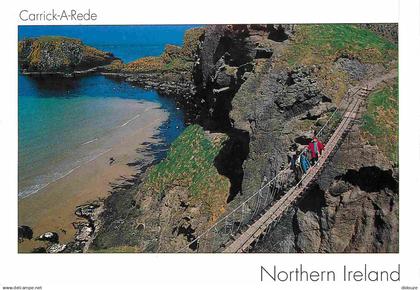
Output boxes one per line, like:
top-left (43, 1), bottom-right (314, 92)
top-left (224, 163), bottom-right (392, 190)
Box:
top-left (18, 101), bottom-right (168, 252)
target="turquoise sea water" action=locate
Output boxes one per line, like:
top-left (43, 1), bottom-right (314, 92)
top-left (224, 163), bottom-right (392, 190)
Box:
top-left (18, 25), bottom-right (196, 197)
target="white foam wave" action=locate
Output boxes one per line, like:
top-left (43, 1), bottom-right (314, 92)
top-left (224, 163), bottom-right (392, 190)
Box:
top-left (19, 165), bottom-right (81, 199)
top-left (85, 148), bottom-right (113, 164)
top-left (81, 138), bottom-right (98, 145)
top-left (120, 114), bottom-right (140, 127)
top-left (19, 148), bottom-right (113, 198)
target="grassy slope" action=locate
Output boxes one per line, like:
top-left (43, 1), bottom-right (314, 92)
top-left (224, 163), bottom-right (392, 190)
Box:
top-left (362, 81), bottom-right (399, 164)
top-left (279, 25), bottom-right (398, 165)
top-left (285, 24), bottom-right (397, 66)
top-left (142, 125), bottom-right (230, 219)
top-left (281, 24), bottom-right (397, 104)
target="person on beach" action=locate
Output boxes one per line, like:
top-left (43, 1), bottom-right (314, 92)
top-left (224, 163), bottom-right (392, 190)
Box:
top-left (308, 136), bottom-right (324, 165)
top-left (109, 157), bottom-right (115, 165)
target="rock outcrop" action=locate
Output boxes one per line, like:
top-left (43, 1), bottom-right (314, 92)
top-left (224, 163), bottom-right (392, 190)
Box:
top-left (36, 231), bottom-right (59, 244)
top-left (18, 36), bottom-right (118, 75)
top-left (253, 125), bottom-right (399, 253)
top-left (102, 28), bottom-right (204, 100)
top-left (18, 225), bottom-right (33, 243)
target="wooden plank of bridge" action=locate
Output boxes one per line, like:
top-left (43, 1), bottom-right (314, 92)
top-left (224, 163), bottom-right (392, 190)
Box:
top-left (223, 96), bottom-right (363, 253)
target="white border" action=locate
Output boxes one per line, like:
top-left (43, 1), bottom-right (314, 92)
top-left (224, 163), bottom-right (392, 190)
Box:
top-left (1, 0), bottom-right (419, 289)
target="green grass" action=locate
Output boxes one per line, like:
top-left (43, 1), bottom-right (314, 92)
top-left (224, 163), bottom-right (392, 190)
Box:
top-left (285, 24), bottom-right (397, 66)
top-left (362, 82), bottom-right (398, 164)
top-left (142, 124), bottom-right (231, 221)
top-left (144, 125), bottom-right (229, 197)
top-left (278, 24), bottom-right (397, 106)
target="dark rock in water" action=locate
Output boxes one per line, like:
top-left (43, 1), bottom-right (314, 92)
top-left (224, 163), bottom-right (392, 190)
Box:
top-left (31, 247), bottom-right (47, 253)
top-left (18, 225), bottom-right (33, 242)
top-left (46, 243), bottom-right (66, 253)
top-left (36, 232), bottom-right (59, 244)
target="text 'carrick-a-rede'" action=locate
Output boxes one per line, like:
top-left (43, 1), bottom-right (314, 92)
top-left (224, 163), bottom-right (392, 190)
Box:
top-left (19, 9), bottom-right (97, 22)
top-left (261, 264), bottom-right (401, 282)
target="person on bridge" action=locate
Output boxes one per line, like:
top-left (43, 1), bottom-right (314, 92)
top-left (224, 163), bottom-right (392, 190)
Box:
top-left (291, 151), bottom-right (302, 181)
top-left (299, 149), bottom-right (311, 174)
top-left (308, 136), bottom-right (324, 165)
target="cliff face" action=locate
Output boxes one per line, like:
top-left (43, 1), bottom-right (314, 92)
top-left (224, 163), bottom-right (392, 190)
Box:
top-left (89, 24), bottom-right (398, 253)
top-left (253, 124), bottom-right (398, 253)
top-left (18, 36), bottom-right (118, 74)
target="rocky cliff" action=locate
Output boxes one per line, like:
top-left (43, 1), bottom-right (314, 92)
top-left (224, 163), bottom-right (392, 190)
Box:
top-left (103, 28), bottom-right (204, 100)
top-left (18, 36), bottom-right (118, 75)
top-left (87, 24), bottom-right (399, 253)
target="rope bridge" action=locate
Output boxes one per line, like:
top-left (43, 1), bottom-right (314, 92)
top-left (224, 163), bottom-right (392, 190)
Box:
top-left (177, 70), bottom-right (396, 253)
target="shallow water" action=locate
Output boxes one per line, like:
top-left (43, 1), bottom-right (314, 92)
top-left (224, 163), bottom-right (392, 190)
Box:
top-left (18, 25), bottom-right (194, 197)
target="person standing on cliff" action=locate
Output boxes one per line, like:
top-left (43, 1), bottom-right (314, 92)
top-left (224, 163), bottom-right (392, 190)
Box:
top-left (308, 136), bottom-right (324, 165)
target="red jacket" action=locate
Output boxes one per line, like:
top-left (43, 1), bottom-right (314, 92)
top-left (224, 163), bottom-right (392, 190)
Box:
top-left (308, 139), bottom-right (324, 158)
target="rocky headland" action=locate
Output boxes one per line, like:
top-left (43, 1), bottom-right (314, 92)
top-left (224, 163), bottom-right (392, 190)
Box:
top-left (18, 36), bottom-right (119, 76)
top-left (102, 28), bottom-right (204, 100)
top-left (18, 24), bottom-right (399, 253)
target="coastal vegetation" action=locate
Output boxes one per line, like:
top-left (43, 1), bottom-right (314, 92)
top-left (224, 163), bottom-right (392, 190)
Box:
top-left (284, 24), bottom-right (397, 66)
top-left (281, 24), bottom-right (398, 104)
top-left (18, 36), bottom-right (117, 73)
top-left (142, 124), bottom-right (230, 220)
top-left (362, 80), bottom-right (398, 164)
top-left (106, 28), bottom-right (204, 73)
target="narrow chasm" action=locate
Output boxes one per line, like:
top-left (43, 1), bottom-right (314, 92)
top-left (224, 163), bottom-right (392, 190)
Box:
top-left (267, 24), bottom-right (289, 42)
top-left (297, 184), bottom-right (327, 214)
top-left (214, 129), bottom-right (250, 202)
top-left (189, 26), bottom-right (258, 203)
top-left (336, 166), bottom-right (398, 192)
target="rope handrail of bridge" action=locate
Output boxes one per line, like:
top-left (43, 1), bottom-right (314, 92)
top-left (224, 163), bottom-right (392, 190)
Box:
top-left (177, 84), bottom-right (366, 253)
top-left (223, 89), bottom-right (366, 252)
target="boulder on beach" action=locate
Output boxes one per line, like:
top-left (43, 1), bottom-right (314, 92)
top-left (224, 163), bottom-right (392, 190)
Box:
top-left (46, 243), bottom-right (67, 253)
top-left (75, 202), bottom-right (100, 221)
top-left (18, 225), bottom-right (33, 242)
top-left (36, 232), bottom-right (59, 244)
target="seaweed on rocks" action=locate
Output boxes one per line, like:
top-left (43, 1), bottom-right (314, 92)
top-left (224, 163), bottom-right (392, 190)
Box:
top-left (89, 118), bottom-right (183, 252)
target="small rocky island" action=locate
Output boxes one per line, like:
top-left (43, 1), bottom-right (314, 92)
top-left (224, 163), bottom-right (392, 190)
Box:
top-left (18, 36), bottom-right (119, 76)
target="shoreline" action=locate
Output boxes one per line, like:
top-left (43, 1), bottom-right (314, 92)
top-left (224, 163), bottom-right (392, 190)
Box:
top-left (18, 100), bottom-right (169, 253)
